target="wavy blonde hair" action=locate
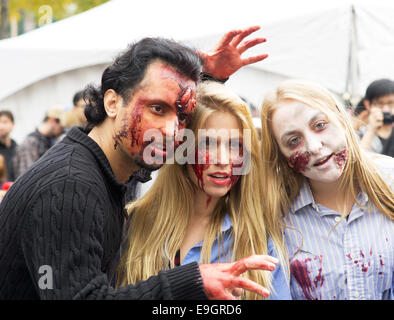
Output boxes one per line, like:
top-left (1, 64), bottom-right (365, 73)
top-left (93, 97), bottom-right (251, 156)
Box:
top-left (115, 81), bottom-right (288, 299)
top-left (260, 79), bottom-right (393, 228)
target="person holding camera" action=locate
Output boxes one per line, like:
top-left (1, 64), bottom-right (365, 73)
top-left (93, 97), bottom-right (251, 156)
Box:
top-left (356, 79), bottom-right (394, 157)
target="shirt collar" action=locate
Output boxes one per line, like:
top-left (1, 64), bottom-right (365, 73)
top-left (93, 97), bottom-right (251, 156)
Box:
top-left (221, 214), bottom-right (233, 232)
top-left (357, 190), bottom-right (369, 206)
top-left (289, 179), bottom-right (316, 214)
top-left (289, 179), bottom-right (370, 215)
top-left (193, 214), bottom-right (233, 248)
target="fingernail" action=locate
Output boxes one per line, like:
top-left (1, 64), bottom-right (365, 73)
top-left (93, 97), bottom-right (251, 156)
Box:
top-left (269, 263), bottom-right (276, 271)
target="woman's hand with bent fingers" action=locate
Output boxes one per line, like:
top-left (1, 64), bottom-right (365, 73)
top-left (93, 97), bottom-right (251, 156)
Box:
top-left (199, 255), bottom-right (278, 300)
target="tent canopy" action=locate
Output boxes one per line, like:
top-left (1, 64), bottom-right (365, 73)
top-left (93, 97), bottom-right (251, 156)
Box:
top-left (2, 0), bottom-right (394, 101)
top-left (1, 0), bottom-right (394, 142)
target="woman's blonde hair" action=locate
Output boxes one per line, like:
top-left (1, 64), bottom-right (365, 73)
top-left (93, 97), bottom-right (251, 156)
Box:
top-left (260, 79), bottom-right (393, 226)
top-left (116, 81), bottom-right (288, 299)
top-left (0, 154), bottom-right (6, 182)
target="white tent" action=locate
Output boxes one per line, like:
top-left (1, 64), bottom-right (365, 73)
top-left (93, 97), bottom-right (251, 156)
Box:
top-left (1, 0), bottom-right (394, 142)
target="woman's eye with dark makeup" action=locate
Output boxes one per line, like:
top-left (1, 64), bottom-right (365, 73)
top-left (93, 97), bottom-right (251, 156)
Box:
top-left (288, 137), bottom-right (300, 147)
top-left (315, 121), bottom-right (327, 131)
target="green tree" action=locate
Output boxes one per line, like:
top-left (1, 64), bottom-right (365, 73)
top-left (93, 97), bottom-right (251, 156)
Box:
top-left (1, 0), bottom-right (110, 38)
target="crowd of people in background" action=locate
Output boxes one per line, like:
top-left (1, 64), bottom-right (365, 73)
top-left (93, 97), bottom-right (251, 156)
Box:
top-left (0, 26), bottom-right (392, 301)
top-left (0, 91), bottom-right (88, 201)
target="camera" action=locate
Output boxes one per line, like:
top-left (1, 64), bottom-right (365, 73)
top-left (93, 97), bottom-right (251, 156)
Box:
top-left (383, 112), bottom-right (394, 125)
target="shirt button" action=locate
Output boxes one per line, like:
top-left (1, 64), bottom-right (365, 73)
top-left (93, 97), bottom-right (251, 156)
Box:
top-left (334, 217), bottom-right (341, 222)
top-left (354, 292), bottom-right (360, 298)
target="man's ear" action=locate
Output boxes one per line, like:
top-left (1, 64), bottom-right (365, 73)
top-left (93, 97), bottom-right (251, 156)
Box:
top-left (363, 99), bottom-right (371, 110)
top-left (103, 89), bottom-right (121, 119)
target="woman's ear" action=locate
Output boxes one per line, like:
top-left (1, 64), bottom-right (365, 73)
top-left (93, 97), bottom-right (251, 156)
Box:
top-left (103, 89), bottom-right (121, 119)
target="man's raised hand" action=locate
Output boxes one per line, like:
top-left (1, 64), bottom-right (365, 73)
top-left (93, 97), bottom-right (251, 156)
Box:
top-left (200, 25), bottom-right (268, 80)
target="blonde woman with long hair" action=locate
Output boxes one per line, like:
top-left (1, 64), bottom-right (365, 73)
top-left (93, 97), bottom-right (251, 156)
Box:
top-left (260, 79), bottom-right (394, 300)
top-left (115, 81), bottom-right (291, 300)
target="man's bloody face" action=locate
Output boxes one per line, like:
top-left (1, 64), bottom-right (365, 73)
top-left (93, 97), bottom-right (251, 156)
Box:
top-left (113, 61), bottom-right (197, 170)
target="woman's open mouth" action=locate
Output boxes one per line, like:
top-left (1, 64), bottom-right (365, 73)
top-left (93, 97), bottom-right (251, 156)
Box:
top-left (313, 153), bottom-right (333, 167)
top-left (207, 172), bottom-right (231, 185)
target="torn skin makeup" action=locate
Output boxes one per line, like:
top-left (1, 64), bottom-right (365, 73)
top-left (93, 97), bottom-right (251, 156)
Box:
top-left (112, 63), bottom-right (197, 164)
top-left (162, 65), bottom-right (197, 132)
top-left (288, 151), bottom-right (311, 174)
top-left (288, 147), bottom-right (347, 174)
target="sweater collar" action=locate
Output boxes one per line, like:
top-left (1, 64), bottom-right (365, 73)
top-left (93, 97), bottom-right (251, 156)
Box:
top-left (66, 127), bottom-right (152, 191)
top-left (66, 127), bottom-right (126, 192)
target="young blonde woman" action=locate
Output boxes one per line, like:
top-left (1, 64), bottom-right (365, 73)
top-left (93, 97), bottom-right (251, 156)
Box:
top-left (260, 79), bottom-right (394, 300)
top-left (115, 81), bottom-right (291, 300)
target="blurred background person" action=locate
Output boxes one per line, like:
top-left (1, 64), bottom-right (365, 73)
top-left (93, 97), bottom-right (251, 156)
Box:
top-left (64, 90), bottom-right (87, 129)
top-left (12, 106), bottom-right (65, 179)
top-left (0, 154), bottom-right (12, 202)
top-left (0, 154), bottom-right (7, 186)
top-left (0, 110), bottom-right (17, 181)
top-left (356, 79), bottom-right (394, 157)
top-left (350, 99), bottom-right (369, 132)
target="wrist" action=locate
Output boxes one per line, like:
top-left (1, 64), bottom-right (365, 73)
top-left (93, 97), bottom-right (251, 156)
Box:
top-left (200, 72), bottom-right (229, 84)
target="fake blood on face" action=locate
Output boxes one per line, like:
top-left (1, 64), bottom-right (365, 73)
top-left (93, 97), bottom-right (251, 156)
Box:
top-left (333, 147), bottom-right (347, 169)
top-left (288, 151), bottom-right (311, 173)
top-left (192, 149), bottom-right (210, 191)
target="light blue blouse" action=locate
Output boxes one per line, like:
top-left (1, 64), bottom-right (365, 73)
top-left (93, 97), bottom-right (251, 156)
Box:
top-left (180, 214), bottom-right (292, 300)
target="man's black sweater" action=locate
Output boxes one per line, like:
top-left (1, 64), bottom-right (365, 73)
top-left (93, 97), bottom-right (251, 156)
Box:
top-left (0, 127), bottom-right (206, 300)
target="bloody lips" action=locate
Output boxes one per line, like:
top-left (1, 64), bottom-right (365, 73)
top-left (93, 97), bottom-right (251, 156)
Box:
top-left (207, 172), bottom-right (231, 186)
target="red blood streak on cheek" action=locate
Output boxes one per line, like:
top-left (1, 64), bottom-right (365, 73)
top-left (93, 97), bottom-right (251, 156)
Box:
top-left (192, 149), bottom-right (210, 191)
top-left (113, 117), bottom-right (129, 150)
top-left (334, 147), bottom-right (347, 169)
top-left (128, 99), bottom-right (145, 150)
top-left (288, 151), bottom-right (311, 173)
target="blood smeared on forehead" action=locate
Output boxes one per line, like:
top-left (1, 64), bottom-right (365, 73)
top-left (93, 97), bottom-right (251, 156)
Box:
top-left (160, 65), bottom-right (197, 122)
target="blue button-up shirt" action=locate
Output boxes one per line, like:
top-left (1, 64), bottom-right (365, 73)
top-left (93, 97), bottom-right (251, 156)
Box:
top-left (284, 157), bottom-right (394, 300)
top-left (181, 214), bottom-right (292, 300)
